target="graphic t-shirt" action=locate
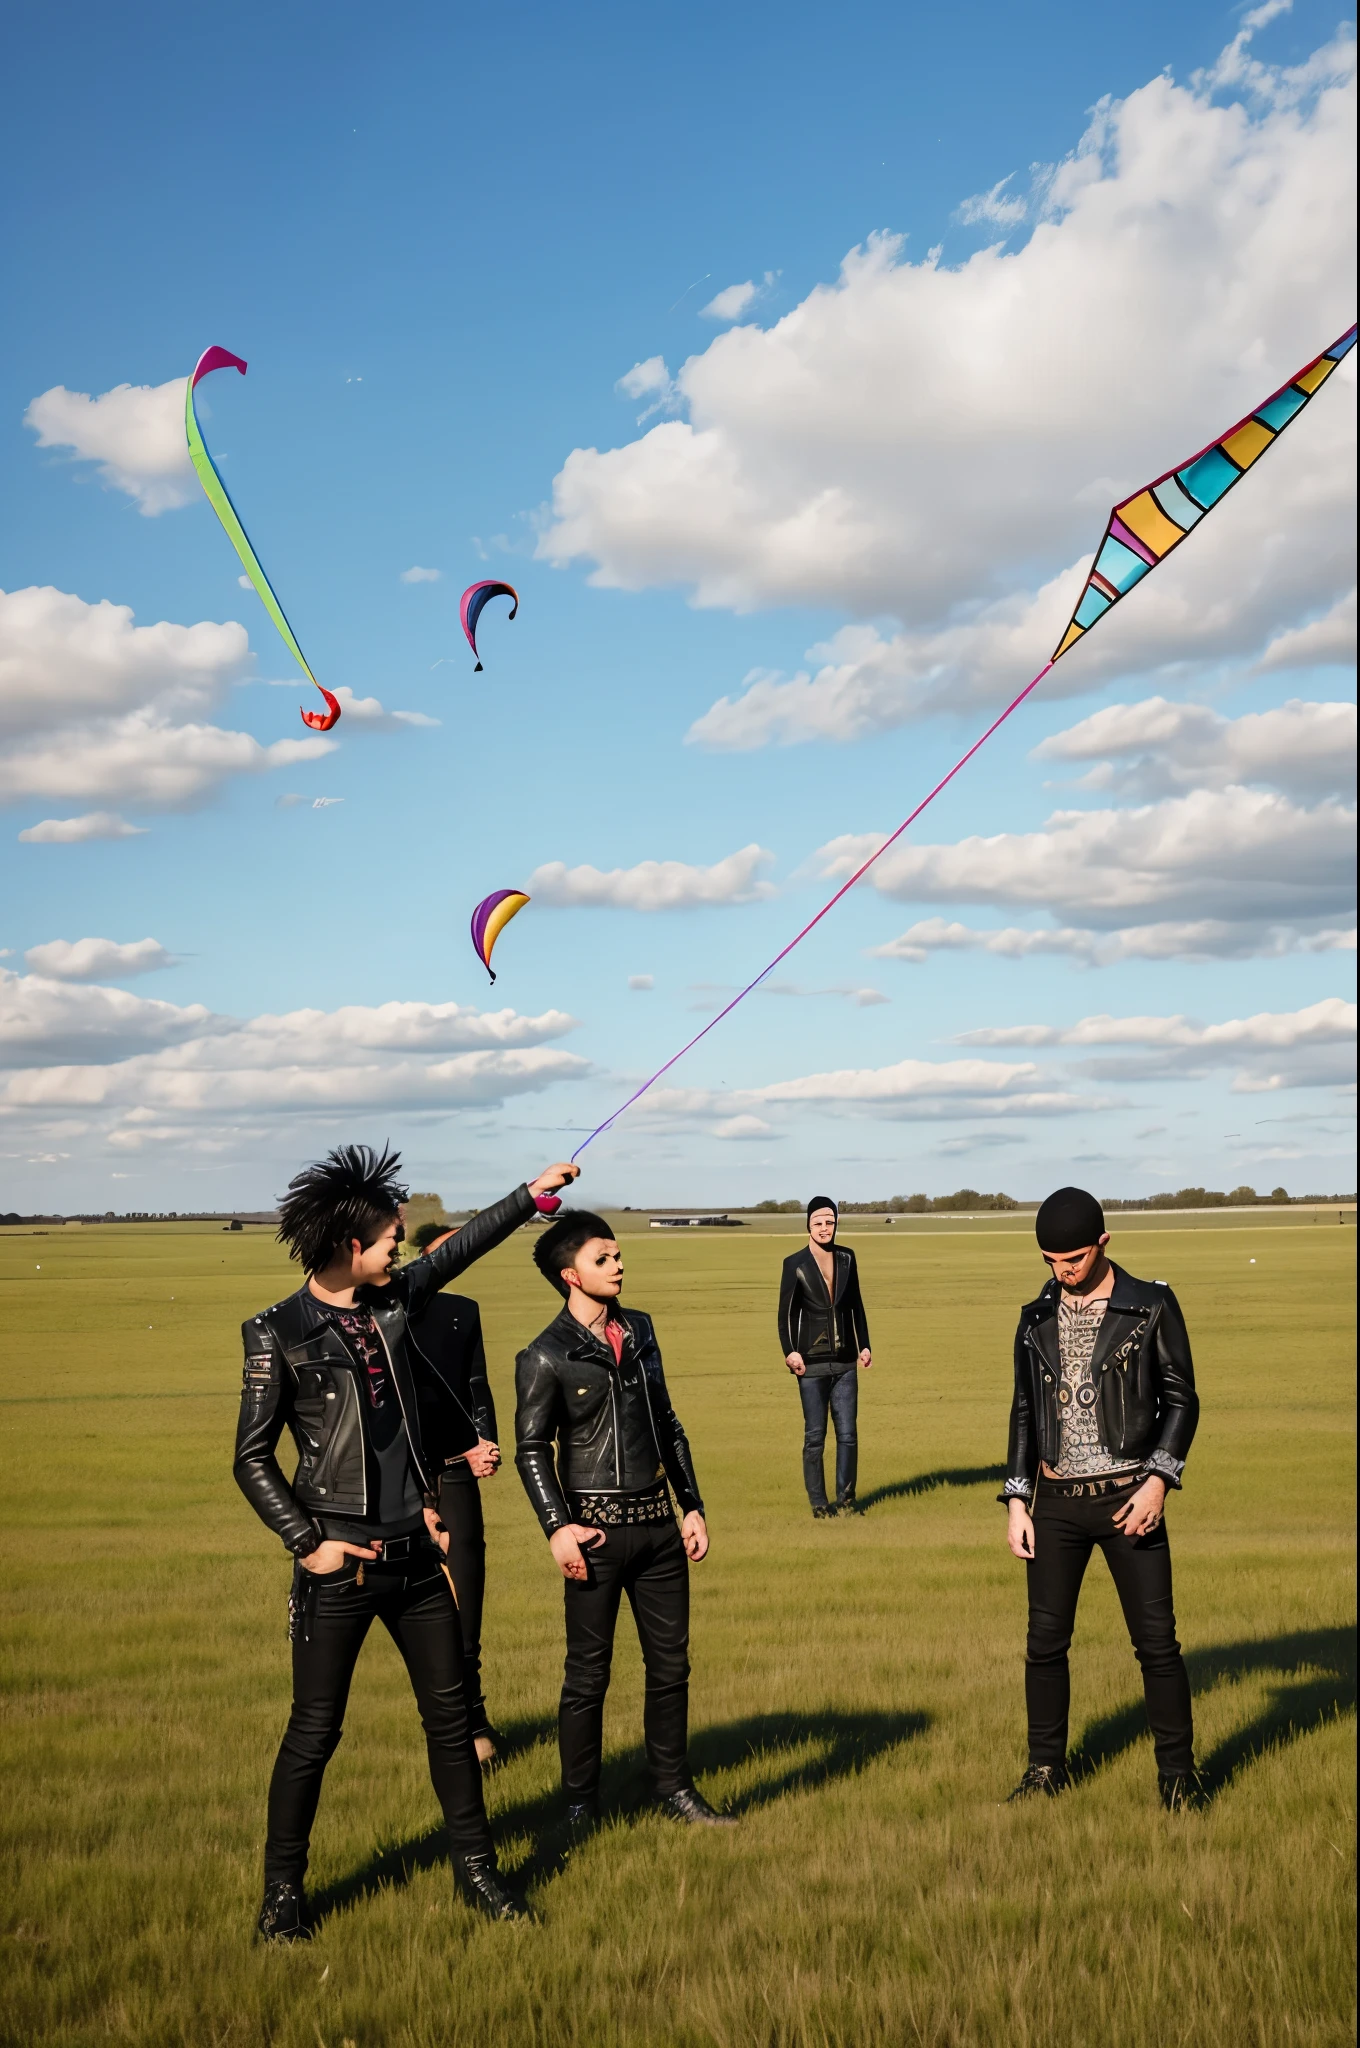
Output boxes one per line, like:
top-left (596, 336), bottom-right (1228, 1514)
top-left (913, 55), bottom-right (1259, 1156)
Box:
top-left (1052, 1294), bottom-right (1141, 1479)
top-left (319, 1303), bottom-right (424, 1530)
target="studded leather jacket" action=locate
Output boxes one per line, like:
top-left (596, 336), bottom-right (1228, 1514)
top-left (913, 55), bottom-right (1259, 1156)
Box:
top-left (514, 1306), bottom-right (704, 1536)
top-left (1002, 1264), bottom-right (1199, 1505)
top-left (233, 1184), bottom-right (535, 1554)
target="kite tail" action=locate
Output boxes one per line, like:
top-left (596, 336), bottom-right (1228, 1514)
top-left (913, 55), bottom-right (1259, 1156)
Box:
top-left (569, 659), bottom-right (1056, 1163)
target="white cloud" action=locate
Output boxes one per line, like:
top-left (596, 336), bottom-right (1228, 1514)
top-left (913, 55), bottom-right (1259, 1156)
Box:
top-left (327, 686), bottom-right (440, 729)
top-left (955, 174), bottom-right (1028, 228)
top-left (955, 996), bottom-right (1356, 1093)
top-left (24, 376), bottom-right (195, 514)
top-left (628, 975), bottom-right (655, 991)
top-left (17, 812), bottom-right (146, 844)
top-left (637, 1056), bottom-right (1109, 1127)
top-left (0, 975), bottom-right (586, 1156)
top-left (617, 357), bottom-right (672, 400)
top-left (1257, 588), bottom-right (1357, 670)
top-left (701, 281), bottom-right (758, 321)
top-left (527, 843), bottom-right (775, 910)
top-left (24, 938), bottom-right (173, 981)
top-left (820, 786), bottom-right (1355, 929)
top-left (871, 913), bottom-right (1358, 966)
top-left (542, 27), bottom-right (1355, 741)
top-left (400, 567), bottom-right (442, 584)
top-left (713, 1113), bottom-right (774, 1139)
top-left (1035, 697), bottom-right (1356, 799)
top-left (0, 586), bottom-right (335, 810)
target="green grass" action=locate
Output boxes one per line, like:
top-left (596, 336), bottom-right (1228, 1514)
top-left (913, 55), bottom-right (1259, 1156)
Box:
top-left (1, 1217), bottom-right (1354, 2047)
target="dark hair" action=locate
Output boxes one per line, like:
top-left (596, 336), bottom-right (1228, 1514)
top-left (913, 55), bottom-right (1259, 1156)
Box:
top-left (532, 1209), bottom-right (616, 1297)
top-left (276, 1143), bottom-right (408, 1273)
top-left (806, 1195), bottom-right (838, 1226)
top-left (411, 1219), bottom-right (457, 1254)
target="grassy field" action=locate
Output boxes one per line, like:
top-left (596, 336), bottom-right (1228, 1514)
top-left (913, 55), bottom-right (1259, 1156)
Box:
top-left (1, 1212), bottom-right (1354, 2047)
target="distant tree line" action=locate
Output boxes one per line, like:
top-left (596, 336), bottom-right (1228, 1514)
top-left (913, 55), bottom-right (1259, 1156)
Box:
top-left (749, 1184), bottom-right (1355, 1216)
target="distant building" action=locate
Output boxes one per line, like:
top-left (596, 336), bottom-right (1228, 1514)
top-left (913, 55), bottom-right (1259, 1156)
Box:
top-left (649, 1214), bottom-right (744, 1228)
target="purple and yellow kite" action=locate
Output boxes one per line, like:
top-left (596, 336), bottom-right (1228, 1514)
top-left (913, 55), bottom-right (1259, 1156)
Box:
top-left (460, 580), bottom-right (519, 671)
top-left (185, 346), bottom-right (342, 732)
top-left (470, 889), bottom-right (530, 983)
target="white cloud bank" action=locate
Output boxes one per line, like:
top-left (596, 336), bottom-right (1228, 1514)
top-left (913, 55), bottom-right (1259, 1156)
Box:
top-left (24, 375), bottom-right (195, 514)
top-left (0, 972), bottom-right (586, 1158)
top-left (527, 843), bottom-right (775, 910)
top-left (0, 585), bottom-right (334, 815)
top-left (540, 23), bottom-right (1355, 745)
top-left (17, 812), bottom-right (146, 844)
top-left (24, 938), bottom-right (173, 981)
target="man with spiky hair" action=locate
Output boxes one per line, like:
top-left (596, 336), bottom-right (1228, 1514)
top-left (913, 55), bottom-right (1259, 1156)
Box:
top-left (515, 1210), bottom-right (735, 1831)
top-left (235, 1142), bottom-right (577, 1942)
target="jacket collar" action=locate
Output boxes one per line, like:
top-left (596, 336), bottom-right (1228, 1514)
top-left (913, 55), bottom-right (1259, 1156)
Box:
top-left (1023, 1261), bottom-right (1147, 1320)
top-left (547, 1302), bottom-right (638, 1363)
top-left (799, 1242), bottom-right (850, 1304)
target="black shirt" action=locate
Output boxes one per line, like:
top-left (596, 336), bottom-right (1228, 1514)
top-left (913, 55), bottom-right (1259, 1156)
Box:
top-left (319, 1303), bottom-right (425, 1534)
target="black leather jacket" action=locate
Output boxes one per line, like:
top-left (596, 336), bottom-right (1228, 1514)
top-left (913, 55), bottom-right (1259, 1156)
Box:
top-left (514, 1306), bottom-right (703, 1536)
top-left (777, 1245), bottom-right (870, 1369)
top-left (1002, 1263), bottom-right (1199, 1504)
top-left (409, 1292), bottom-right (498, 1481)
top-left (233, 1184), bottom-right (534, 1553)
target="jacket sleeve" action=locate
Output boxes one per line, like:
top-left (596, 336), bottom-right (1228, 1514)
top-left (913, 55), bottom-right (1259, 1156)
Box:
top-left (232, 1320), bottom-right (320, 1554)
top-left (514, 1342), bottom-right (571, 1536)
top-left (1001, 1315), bottom-right (1036, 1503)
top-left (777, 1256), bottom-right (800, 1356)
top-left (845, 1253), bottom-right (871, 1354)
top-left (640, 1319), bottom-right (704, 1518)
top-left (403, 1184), bottom-right (537, 1315)
top-left (466, 1306), bottom-right (498, 1443)
top-left (1145, 1285), bottom-right (1199, 1488)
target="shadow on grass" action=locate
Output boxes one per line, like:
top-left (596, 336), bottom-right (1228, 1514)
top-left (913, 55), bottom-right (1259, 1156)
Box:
top-left (856, 1465), bottom-right (1006, 1514)
top-left (1070, 1625), bottom-right (1356, 1799)
top-left (309, 1704), bottom-right (928, 1928)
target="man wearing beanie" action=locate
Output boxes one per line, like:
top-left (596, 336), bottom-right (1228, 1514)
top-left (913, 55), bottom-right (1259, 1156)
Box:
top-left (777, 1197), bottom-right (872, 1517)
top-left (1001, 1187), bottom-right (1201, 1810)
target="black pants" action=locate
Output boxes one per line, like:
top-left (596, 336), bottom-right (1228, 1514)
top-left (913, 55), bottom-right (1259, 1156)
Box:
top-left (1025, 1475), bottom-right (1194, 1776)
top-left (265, 1544), bottom-right (492, 1885)
top-left (798, 1366), bottom-right (858, 1508)
top-left (440, 1478), bottom-right (489, 1733)
top-left (559, 1517), bottom-right (690, 1800)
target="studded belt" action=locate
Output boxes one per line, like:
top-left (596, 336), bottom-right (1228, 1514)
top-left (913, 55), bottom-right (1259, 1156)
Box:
top-left (570, 1481), bottom-right (673, 1528)
top-left (1038, 1470), bottom-right (1143, 1499)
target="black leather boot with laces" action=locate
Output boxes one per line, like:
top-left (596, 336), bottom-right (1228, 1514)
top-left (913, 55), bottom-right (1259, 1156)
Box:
top-left (455, 1851), bottom-right (526, 1921)
top-left (257, 1879), bottom-right (309, 1943)
top-left (1007, 1763), bottom-right (1070, 1802)
top-left (660, 1785), bottom-right (738, 1826)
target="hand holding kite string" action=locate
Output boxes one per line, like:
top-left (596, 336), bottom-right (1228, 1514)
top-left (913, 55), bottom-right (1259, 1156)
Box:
top-left (460, 581), bottom-right (519, 671)
top-left (566, 320), bottom-right (1358, 1163)
top-left (185, 347), bottom-right (342, 732)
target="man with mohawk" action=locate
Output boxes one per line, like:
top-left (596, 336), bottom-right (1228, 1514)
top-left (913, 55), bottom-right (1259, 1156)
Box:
top-left (234, 1142), bottom-right (577, 1942)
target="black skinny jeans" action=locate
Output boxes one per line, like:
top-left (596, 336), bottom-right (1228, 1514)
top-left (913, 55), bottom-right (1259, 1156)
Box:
top-left (1025, 1475), bottom-right (1194, 1776)
top-left (798, 1366), bottom-right (858, 1508)
top-left (559, 1517), bottom-right (691, 1800)
top-left (265, 1544), bottom-right (492, 1885)
top-left (440, 1478), bottom-right (490, 1732)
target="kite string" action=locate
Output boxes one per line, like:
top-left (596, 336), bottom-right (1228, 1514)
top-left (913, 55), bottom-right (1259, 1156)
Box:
top-left (570, 658), bottom-right (1056, 1162)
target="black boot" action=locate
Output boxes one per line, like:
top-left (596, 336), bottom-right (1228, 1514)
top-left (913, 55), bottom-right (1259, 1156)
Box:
top-left (257, 1879), bottom-right (309, 1943)
top-left (660, 1785), bottom-right (738, 1827)
top-left (835, 1495), bottom-right (859, 1516)
top-left (455, 1851), bottom-right (526, 1921)
top-left (811, 1504), bottom-right (835, 1520)
top-left (1007, 1763), bottom-right (1069, 1802)
top-left (1159, 1771), bottom-right (1203, 1812)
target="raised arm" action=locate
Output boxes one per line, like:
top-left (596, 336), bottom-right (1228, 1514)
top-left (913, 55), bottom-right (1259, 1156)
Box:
top-left (232, 1321), bottom-right (319, 1556)
top-left (404, 1164), bottom-right (578, 1313)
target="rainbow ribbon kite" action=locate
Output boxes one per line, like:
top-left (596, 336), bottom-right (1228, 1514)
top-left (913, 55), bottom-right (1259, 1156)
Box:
top-left (186, 347), bottom-right (341, 732)
top-left (570, 320), bottom-right (1357, 1162)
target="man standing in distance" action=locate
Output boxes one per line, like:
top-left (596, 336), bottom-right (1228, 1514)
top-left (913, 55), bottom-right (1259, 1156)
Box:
top-left (515, 1210), bottom-right (735, 1829)
top-left (234, 1143), bottom-right (578, 1941)
top-left (778, 1198), bottom-right (872, 1517)
top-left (1002, 1187), bottom-right (1200, 1809)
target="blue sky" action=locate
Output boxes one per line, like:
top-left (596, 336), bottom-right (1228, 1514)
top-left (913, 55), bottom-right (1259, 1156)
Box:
top-left (2, 0), bottom-right (1354, 1212)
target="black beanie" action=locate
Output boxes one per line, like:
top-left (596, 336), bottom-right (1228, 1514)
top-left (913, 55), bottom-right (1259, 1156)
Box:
top-left (1035, 1187), bottom-right (1105, 1253)
top-left (806, 1195), bottom-right (838, 1227)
